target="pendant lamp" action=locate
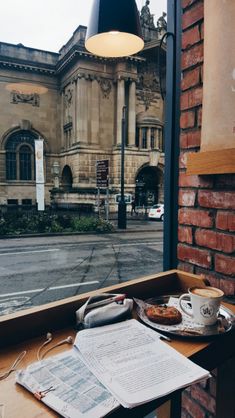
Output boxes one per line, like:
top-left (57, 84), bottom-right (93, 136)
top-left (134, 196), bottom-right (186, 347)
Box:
top-left (85, 0), bottom-right (144, 58)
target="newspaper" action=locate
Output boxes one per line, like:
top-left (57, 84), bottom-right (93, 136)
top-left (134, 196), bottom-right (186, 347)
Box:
top-left (16, 349), bottom-right (119, 418)
top-left (74, 319), bottom-right (211, 408)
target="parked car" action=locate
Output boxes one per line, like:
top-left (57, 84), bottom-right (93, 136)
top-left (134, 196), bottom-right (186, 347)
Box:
top-left (148, 204), bottom-right (164, 221)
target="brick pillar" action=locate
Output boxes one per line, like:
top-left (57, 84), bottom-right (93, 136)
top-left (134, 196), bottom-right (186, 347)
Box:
top-left (179, 0), bottom-right (235, 416)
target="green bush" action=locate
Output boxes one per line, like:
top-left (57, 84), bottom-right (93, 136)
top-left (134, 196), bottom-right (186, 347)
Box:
top-left (0, 212), bottom-right (114, 236)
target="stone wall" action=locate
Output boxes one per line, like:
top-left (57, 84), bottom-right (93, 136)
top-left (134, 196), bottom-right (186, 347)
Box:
top-left (0, 19), bottom-right (165, 209)
top-left (179, 0), bottom-right (235, 416)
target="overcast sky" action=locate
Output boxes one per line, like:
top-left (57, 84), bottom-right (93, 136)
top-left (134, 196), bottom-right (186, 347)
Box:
top-left (0, 0), bottom-right (167, 52)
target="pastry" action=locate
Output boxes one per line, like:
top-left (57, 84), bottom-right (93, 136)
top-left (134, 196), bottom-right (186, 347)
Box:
top-left (145, 305), bottom-right (182, 325)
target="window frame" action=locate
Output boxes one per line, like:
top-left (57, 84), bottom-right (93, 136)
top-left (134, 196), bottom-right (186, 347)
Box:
top-left (5, 131), bottom-right (37, 182)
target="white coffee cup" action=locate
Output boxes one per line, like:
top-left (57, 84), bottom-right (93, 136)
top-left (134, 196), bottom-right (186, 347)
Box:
top-left (179, 286), bottom-right (224, 326)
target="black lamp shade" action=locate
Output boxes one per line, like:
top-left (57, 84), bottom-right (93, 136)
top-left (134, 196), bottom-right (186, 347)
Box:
top-left (85, 0), bottom-right (144, 57)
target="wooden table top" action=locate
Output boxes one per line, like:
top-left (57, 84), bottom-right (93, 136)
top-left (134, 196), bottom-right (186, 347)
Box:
top-left (0, 270), bottom-right (235, 418)
top-left (1, 303), bottom-right (234, 418)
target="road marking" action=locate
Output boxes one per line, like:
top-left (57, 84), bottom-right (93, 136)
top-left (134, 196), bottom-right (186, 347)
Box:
top-left (0, 281), bottom-right (99, 298)
top-left (0, 249), bottom-right (60, 256)
top-left (112, 241), bottom-right (163, 247)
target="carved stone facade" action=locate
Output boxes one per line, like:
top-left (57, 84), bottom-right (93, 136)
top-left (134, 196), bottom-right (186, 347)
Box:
top-left (0, 4), bottom-right (166, 211)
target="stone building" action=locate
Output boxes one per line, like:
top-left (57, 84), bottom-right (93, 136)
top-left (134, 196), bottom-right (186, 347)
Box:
top-left (0, 3), bottom-right (166, 211)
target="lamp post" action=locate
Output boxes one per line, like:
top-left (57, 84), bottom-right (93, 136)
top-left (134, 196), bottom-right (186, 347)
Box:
top-left (118, 106), bottom-right (127, 229)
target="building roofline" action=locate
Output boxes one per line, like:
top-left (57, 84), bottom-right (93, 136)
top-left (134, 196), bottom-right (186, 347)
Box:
top-left (0, 41), bottom-right (59, 56)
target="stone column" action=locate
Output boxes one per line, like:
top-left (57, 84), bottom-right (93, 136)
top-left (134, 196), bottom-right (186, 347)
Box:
top-left (77, 76), bottom-right (88, 143)
top-left (90, 79), bottom-right (100, 145)
top-left (60, 89), bottom-right (65, 149)
top-left (139, 128), bottom-right (142, 149)
top-left (147, 128), bottom-right (151, 150)
top-left (159, 129), bottom-right (163, 151)
top-left (116, 78), bottom-right (125, 146)
top-left (155, 128), bottom-right (160, 149)
top-left (128, 80), bottom-right (136, 147)
top-left (73, 80), bottom-right (77, 143)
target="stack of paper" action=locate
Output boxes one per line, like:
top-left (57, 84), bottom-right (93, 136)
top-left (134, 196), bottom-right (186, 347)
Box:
top-left (16, 319), bottom-right (210, 416)
top-left (74, 319), bottom-right (210, 408)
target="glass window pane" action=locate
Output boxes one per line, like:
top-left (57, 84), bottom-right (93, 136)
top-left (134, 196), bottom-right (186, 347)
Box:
top-left (19, 145), bottom-right (32, 180)
top-left (142, 128), bottom-right (147, 148)
top-left (6, 152), bottom-right (16, 180)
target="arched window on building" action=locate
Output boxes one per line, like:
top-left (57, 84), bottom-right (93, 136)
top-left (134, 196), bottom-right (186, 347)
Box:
top-left (5, 130), bottom-right (38, 181)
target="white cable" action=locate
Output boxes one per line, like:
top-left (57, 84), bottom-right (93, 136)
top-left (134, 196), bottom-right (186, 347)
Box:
top-left (40, 336), bottom-right (74, 360)
top-left (37, 332), bottom-right (53, 361)
top-left (0, 351), bottom-right (26, 380)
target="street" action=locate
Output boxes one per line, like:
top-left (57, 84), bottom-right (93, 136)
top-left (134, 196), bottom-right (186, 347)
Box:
top-left (0, 220), bottom-right (163, 316)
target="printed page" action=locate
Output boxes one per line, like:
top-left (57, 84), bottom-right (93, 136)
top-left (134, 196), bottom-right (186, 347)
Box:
top-left (16, 349), bottom-right (119, 418)
top-left (74, 319), bottom-right (210, 408)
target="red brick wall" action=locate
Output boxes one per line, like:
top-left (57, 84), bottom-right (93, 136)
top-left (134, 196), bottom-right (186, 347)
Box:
top-left (179, 1), bottom-right (235, 416)
top-left (179, 0), bottom-right (235, 295)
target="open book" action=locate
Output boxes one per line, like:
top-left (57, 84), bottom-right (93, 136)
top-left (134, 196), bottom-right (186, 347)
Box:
top-left (16, 319), bottom-right (210, 416)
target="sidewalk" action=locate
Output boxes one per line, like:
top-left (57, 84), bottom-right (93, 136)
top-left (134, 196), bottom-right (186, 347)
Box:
top-left (109, 216), bottom-right (164, 233)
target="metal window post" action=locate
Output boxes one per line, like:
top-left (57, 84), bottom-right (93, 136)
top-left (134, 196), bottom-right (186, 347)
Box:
top-left (163, 0), bottom-right (181, 269)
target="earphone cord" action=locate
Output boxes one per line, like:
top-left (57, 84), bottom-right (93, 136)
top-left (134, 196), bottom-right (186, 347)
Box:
top-left (40, 337), bottom-right (73, 360)
top-left (37, 336), bottom-right (52, 361)
top-left (0, 351), bottom-right (26, 381)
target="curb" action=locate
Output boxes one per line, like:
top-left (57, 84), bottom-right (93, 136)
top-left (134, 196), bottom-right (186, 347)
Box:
top-left (0, 226), bottom-right (162, 240)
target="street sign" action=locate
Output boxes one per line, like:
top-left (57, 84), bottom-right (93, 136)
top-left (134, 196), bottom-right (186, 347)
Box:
top-left (96, 160), bottom-right (109, 188)
top-left (115, 194), bottom-right (132, 204)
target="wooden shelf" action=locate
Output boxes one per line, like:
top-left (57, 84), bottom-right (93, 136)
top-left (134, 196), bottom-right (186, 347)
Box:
top-left (187, 148), bottom-right (235, 175)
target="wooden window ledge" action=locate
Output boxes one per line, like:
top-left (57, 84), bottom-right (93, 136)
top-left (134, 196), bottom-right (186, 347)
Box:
top-left (187, 148), bottom-right (235, 175)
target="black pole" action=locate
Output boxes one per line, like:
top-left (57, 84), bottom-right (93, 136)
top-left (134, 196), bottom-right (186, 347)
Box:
top-left (163, 0), bottom-right (181, 269)
top-left (118, 106), bottom-right (127, 229)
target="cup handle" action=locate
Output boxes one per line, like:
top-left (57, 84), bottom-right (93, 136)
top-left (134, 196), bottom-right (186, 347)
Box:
top-left (179, 294), bottom-right (193, 317)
